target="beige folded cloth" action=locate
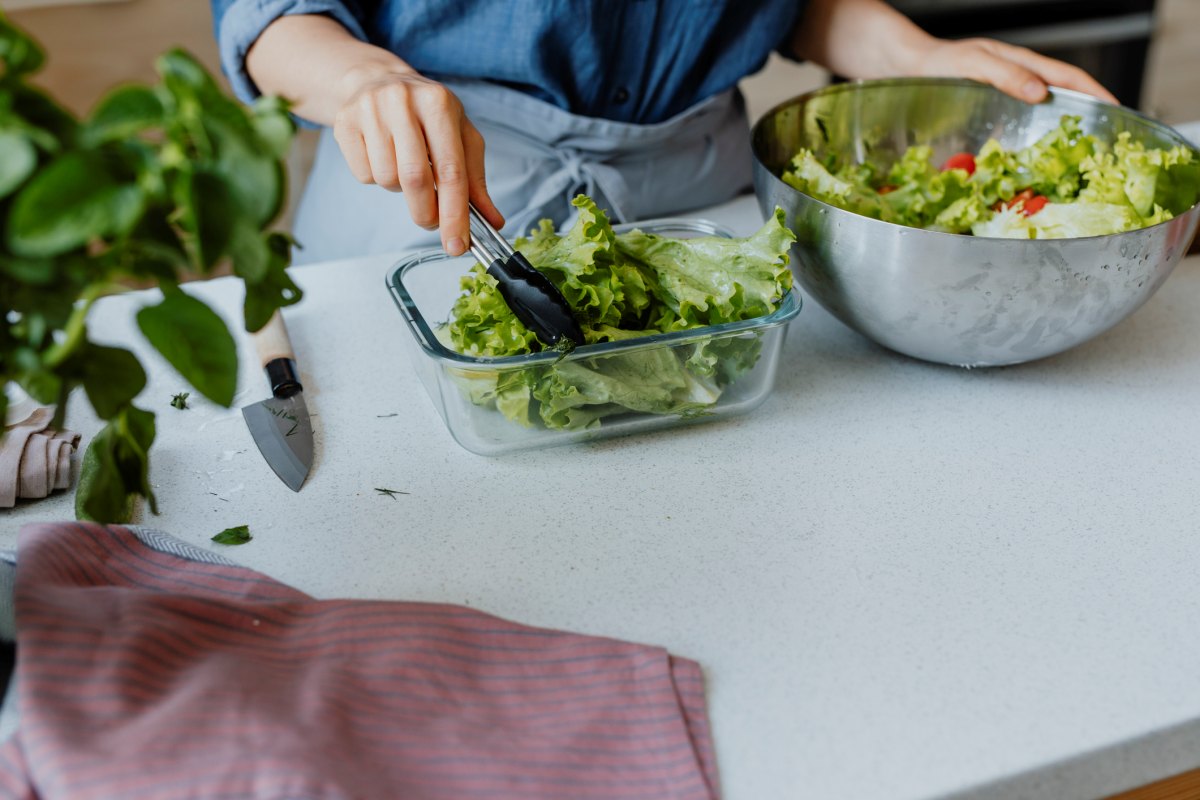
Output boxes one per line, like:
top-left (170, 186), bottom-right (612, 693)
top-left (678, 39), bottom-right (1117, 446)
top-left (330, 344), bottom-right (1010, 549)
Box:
top-left (0, 408), bottom-right (81, 508)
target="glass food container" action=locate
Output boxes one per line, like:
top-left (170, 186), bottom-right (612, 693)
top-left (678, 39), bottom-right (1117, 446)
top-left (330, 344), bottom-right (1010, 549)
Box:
top-left (386, 219), bottom-right (801, 455)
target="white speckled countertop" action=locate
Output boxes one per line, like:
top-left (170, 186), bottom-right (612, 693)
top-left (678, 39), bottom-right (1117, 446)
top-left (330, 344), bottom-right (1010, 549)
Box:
top-left (6, 193), bottom-right (1200, 800)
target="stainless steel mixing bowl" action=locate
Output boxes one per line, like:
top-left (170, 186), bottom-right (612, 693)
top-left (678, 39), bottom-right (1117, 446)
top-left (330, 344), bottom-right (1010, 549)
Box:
top-left (751, 78), bottom-right (1200, 366)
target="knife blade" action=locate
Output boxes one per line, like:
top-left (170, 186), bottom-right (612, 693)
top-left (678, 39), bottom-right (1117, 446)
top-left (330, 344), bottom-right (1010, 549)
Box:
top-left (242, 311), bottom-right (313, 492)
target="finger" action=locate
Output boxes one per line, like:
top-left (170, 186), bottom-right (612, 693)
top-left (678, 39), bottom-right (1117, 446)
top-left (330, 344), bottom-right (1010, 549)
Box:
top-left (462, 119), bottom-right (504, 230)
top-left (360, 107), bottom-right (403, 192)
top-left (387, 110), bottom-right (438, 230)
top-left (957, 42), bottom-right (1048, 103)
top-left (419, 90), bottom-right (471, 255)
top-left (333, 126), bottom-right (373, 185)
top-left (987, 41), bottom-right (1118, 104)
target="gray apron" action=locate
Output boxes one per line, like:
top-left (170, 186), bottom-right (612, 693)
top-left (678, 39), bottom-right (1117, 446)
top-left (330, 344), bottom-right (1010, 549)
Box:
top-left (291, 79), bottom-right (753, 264)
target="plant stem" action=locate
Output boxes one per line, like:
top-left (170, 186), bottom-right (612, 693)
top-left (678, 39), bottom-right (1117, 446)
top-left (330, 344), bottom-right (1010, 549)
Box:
top-left (42, 282), bottom-right (130, 368)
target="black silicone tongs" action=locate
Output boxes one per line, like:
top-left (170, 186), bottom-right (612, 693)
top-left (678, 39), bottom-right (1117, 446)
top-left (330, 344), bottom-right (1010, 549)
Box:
top-left (467, 204), bottom-right (585, 348)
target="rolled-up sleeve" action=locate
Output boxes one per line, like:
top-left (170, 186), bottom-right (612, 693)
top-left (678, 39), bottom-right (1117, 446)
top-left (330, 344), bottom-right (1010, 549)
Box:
top-left (211, 0), bottom-right (371, 105)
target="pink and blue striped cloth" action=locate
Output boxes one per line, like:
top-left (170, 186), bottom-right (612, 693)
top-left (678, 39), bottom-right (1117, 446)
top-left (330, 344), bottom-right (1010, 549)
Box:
top-left (0, 522), bottom-right (719, 799)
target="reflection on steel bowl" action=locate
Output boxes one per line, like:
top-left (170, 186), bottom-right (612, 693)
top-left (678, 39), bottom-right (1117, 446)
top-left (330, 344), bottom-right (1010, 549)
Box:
top-left (752, 78), bottom-right (1200, 367)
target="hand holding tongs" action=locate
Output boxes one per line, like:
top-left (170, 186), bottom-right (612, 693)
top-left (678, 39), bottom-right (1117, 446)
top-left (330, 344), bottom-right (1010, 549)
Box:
top-left (467, 204), bottom-right (585, 348)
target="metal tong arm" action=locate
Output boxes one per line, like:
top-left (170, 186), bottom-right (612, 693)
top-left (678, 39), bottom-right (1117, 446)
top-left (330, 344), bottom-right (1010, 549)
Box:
top-left (467, 203), bottom-right (515, 266)
top-left (462, 202), bottom-right (586, 347)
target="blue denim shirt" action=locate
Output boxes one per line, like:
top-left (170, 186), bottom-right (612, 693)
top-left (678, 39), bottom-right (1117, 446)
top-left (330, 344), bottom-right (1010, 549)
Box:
top-left (210, 0), bottom-right (806, 124)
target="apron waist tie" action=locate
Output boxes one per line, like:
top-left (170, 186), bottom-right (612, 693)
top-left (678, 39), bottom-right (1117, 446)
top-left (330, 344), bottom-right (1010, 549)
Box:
top-left (501, 144), bottom-right (633, 238)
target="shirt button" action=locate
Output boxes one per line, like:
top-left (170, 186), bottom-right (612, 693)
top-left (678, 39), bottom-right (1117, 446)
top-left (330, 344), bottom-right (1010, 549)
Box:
top-left (613, 87), bottom-right (630, 105)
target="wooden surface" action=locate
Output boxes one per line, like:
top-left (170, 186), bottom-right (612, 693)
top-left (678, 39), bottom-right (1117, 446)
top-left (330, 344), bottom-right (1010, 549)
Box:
top-left (8, 0), bottom-right (224, 116)
top-left (1109, 767), bottom-right (1200, 800)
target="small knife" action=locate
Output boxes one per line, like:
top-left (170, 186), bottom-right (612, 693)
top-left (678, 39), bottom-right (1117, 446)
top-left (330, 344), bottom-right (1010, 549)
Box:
top-left (241, 311), bottom-right (313, 492)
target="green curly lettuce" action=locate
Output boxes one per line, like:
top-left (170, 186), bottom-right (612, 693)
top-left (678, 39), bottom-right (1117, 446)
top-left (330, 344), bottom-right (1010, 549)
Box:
top-left (1077, 131), bottom-right (1199, 218)
top-left (783, 149), bottom-right (887, 222)
top-left (1013, 114), bottom-right (1099, 200)
top-left (443, 195), bottom-right (794, 430)
top-left (971, 202), bottom-right (1146, 239)
top-left (781, 114), bottom-right (1200, 239)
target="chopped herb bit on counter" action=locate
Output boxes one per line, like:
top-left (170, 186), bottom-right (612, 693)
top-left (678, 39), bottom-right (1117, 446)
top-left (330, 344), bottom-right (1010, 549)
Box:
top-left (375, 487), bottom-right (410, 500)
top-left (212, 525), bottom-right (251, 545)
top-left (170, 392), bottom-right (190, 410)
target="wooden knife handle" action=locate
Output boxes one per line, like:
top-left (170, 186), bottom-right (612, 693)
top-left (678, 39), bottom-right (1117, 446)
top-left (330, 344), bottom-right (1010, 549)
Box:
top-left (254, 311), bottom-right (295, 368)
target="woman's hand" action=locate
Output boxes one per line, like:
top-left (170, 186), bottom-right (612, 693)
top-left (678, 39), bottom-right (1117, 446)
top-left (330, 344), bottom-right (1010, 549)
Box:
top-left (914, 37), bottom-right (1117, 105)
top-left (791, 0), bottom-right (1118, 105)
top-left (332, 66), bottom-right (503, 255)
top-left (246, 15), bottom-right (503, 256)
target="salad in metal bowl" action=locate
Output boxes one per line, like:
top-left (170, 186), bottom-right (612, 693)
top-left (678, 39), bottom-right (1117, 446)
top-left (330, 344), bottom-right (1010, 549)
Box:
top-left (782, 115), bottom-right (1200, 239)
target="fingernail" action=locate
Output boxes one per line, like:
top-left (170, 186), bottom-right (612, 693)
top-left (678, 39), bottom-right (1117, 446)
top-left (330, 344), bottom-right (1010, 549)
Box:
top-left (1023, 80), bottom-right (1045, 101)
top-left (447, 236), bottom-right (465, 255)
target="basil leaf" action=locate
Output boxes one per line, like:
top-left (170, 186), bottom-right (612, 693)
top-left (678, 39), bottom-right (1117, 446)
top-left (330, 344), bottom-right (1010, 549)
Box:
top-left (172, 168), bottom-right (237, 270)
top-left (212, 525), bottom-right (252, 545)
top-left (0, 131), bottom-right (37, 199)
top-left (155, 48), bottom-right (221, 98)
top-left (75, 430), bottom-right (126, 523)
top-left (0, 16), bottom-right (45, 77)
top-left (77, 343), bottom-right (147, 420)
top-left (243, 234), bottom-right (301, 332)
top-left (126, 205), bottom-right (188, 274)
top-left (9, 84), bottom-right (77, 145)
top-left (206, 114), bottom-right (285, 227)
top-left (228, 223), bottom-right (270, 283)
top-left (137, 290), bottom-right (237, 407)
top-left (83, 85), bottom-right (163, 146)
top-left (75, 406), bottom-right (158, 522)
top-left (0, 256), bottom-right (56, 285)
top-left (7, 151), bottom-right (143, 257)
top-left (19, 368), bottom-right (61, 406)
top-left (251, 96), bottom-right (295, 161)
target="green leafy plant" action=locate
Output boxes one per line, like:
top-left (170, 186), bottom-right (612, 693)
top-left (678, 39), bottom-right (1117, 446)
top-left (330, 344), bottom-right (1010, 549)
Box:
top-left (0, 14), bottom-right (302, 522)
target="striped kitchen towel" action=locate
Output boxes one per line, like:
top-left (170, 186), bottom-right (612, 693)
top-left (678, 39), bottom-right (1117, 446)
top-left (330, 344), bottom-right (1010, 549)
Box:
top-left (0, 522), bottom-right (718, 799)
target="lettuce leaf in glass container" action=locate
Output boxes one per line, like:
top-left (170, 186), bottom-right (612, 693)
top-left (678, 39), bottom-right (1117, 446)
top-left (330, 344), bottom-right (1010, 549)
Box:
top-left (443, 195), bottom-right (794, 429)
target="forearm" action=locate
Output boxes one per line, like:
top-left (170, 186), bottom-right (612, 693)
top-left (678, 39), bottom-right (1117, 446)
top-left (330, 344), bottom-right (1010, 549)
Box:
top-left (789, 0), bottom-right (932, 78)
top-left (245, 14), bottom-right (415, 124)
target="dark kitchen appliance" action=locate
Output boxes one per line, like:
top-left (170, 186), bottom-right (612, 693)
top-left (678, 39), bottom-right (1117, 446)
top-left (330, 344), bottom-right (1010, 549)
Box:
top-left (888, 0), bottom-right (1157, 109)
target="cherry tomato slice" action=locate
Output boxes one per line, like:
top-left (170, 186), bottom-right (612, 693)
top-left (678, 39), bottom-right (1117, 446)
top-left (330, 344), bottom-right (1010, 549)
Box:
top-left (877, 184), bottom-right (898, 195)
top-left (942, 152), bottom-right (976, 175)
top-left (1006, 189), bottom-right (1035, 209)
top-left (1022, 195), bottom-right (1048, 216)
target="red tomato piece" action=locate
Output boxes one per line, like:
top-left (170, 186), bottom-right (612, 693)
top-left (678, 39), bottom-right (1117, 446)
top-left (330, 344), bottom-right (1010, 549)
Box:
top-left (1022, 195), bottom-right (1048, 216)
top-left (942, 152), bottom-right (976, 175)
top-left (1006, 189), bottom-right (1035, 209)
top-left (878, 184), bottom-right (898, 194)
